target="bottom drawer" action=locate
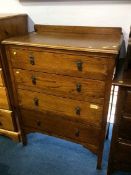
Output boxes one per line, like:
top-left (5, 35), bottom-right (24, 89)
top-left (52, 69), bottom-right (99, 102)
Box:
top-left (0, 109), bottom-right (14, 131)
top-left (21, 109), bottom-right (100, 153)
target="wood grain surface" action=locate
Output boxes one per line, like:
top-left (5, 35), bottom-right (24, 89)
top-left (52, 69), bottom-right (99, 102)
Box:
top-left (18, 89), bottom-right (103, 127)
top-left (9, 46), bottom-right (108, 81)
top-left (0, 109), bottom-right (14, 131)
top-left (13, 68), bottom-right (105, 104)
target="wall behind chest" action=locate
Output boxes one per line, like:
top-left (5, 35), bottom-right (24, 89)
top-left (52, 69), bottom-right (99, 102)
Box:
top-left (0, 0), bottom-right (131, 43)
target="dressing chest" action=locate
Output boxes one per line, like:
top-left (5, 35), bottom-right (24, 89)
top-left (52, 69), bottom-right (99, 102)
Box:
top-left (2, 25), bottom-right (123, 168)
top-left (0, 14), bottom-right (28, 140)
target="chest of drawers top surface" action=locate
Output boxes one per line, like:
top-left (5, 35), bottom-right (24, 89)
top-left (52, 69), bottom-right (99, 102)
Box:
top-left (2, 24), bottom-right (122, 54)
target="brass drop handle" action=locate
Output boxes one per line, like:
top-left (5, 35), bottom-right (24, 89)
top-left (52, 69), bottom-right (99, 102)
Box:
top-left (76, 83), bottom-right (81, 92)
top-left (76, 61), bottom-right (83, 71)
top-left (75, 106), bottom-right (81, 115)
top-left (34, 97), bottom-right (39, 106)
top-left (36, 120), bottom-right (41, 126)
top-left (29, 56), bottom-right (35, 65)
top-left (32, 75), bottom-right (36, 85)
top-left (75, 129), bottom-right (80, 137)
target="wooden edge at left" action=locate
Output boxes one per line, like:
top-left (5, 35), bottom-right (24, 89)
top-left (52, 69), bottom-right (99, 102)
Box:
top-left (0, 129), bottom-right (20, 142)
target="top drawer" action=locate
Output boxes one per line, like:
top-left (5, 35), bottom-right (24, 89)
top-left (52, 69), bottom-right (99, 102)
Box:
top-left (9, 47), bottom-right (109, 80)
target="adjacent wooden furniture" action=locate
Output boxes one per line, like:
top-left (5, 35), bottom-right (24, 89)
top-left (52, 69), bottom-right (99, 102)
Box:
top-left (2, 25), bottom-right (123, 168)
top-left (107, 34), bottom-right (131, 174)
top-left (107, 69), bottom-right (131, 175)
top-left (0, 14), bottom-right (28, 141)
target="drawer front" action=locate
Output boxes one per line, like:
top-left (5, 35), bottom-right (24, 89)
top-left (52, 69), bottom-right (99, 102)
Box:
top-left (124, 90), bottom-right (131, 114)
top-left (21, 109), bottom-right (100, 153)
top-left (0, 68), bottom-right (4, 87)
top-left (114, 141), bottom-right (131, 166)
top-left (0, 87), bottom-right (9, 109)
top-left (119, 116), bottom-right (131, 141)
top-left (18, 89), bottom-right (103, 126)
top-left (0, 109), bottom-right (14, 131)
top-left (14, 69), bottom-right (105, 104)
top-left (9, 47), bottom-right (108, 80)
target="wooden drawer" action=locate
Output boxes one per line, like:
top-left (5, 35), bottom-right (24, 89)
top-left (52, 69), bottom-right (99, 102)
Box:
top-left (0, 68), bottom-right (4, 86)
top-left (9, 47), bottom-right (108, 81)
top-left (21, 109), bottom-right (100, 153)
top-left (124, 90), bottom-right (131, 114)
top-left (18, 89), bottom-right (103, 127)
top-left (0, 87), bottom-right (9, 109)
top-left (118, 116), bottom-right (131, 141)
top-left (0, 109), bottom-right (14, 131)
top-left (14, 69), bottom-right (105, 104)
top-left (114, 141), bottom-right (131, 166)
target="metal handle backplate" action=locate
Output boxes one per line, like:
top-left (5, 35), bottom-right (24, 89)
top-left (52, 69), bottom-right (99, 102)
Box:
top-left (76, 83), bottom-right (81, 92)
top-left (75, 106), bottom-right (81, 115)
top-left (75, 129), bottom-right (80, 137)
top-left (34, 97), bottom-right (39, 106)
top-left (32, 76), bottom-right (36, 85)
top-left (76, 61), bottom-right (83, 71)
top-left (29, 56), bottom-right (35, 65)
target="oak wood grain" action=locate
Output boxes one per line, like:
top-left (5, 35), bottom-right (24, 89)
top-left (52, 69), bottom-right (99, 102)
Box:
top-left (0, 14), bottom-right (27, 42)
top-left (18, 89), bottom-right (103, 127)
top-left (9, 46), bottom-right (108, 81)
top-left (34, 24), bottom-right (122, 36)
top-left (21, 109), bottom-right (100, 154)
top-left (13, 68), bottom-right (105, 104)
top-left (0, 87), bottom-right (9, 109)
top-left (2, 25), bottom-right (122, 54)
top-left (0, 128), bottom-right (20, 141)
top-left (0, 68), bottom-right (4, 86)
top-left (0, 109), bottom-right (14, 131)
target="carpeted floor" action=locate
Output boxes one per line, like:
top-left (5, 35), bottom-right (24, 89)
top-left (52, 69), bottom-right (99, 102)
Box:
top-left (0, 124), bottom-right (131, 175)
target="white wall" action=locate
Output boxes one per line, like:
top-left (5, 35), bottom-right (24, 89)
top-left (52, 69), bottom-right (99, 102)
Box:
top-left (0, 0), bottom-right (131, 44)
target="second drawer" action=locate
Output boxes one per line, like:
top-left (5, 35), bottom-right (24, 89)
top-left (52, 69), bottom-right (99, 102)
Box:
top-left (14, 69), bottom-right (105, 104)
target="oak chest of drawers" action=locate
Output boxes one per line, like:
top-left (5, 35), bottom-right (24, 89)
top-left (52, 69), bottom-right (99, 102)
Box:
top-left (0, 14), bottom-right (28, 140)
top-left (2, 25), bottom-right (123, 168)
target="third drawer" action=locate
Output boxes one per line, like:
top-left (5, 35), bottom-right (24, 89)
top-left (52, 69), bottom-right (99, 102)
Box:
top-left (18, 89), bottom-right (103, 127)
